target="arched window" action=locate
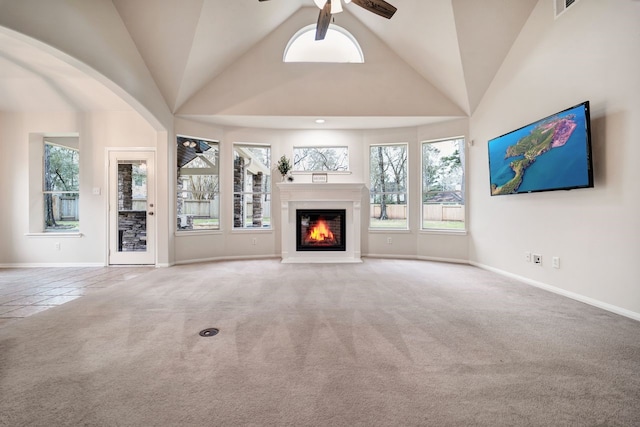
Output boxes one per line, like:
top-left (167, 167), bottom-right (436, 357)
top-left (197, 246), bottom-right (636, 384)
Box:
top-left (283, 24), bottom-right (364, 63)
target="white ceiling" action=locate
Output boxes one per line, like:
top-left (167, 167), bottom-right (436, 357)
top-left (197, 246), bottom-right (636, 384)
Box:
top-left (0, 0), bottom-right (538, 129)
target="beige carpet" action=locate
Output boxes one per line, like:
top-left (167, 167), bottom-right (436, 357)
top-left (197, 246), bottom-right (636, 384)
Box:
top-left (0, 259), bottom-right (639, 426)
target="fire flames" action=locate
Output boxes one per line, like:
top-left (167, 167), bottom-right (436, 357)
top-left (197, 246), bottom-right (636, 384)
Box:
top-left (307, 219), bottom-right (334, 242)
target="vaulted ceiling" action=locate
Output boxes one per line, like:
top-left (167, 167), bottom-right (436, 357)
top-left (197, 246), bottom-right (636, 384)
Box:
top-left (0, 0), bottom-right (538, 129)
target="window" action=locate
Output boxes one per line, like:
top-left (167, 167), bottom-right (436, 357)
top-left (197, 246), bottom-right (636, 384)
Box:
top-left (284, 24), bottom-right (364, 63)
top-left (43, 138), bottom-right (79, 232)
top-left (369, 144), bottom-right (408, 229)
top-left (233, 144), bottom-right (271, 229)
top-left (293, 146), bottom-right (349, 172)
top-left (422, 138), bottom-right (465, 231)
top-left (177, 136), bottom-right (219, 231)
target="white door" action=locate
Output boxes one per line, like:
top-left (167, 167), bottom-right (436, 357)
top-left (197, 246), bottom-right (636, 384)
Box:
top-left (108, 151), bottom-right (156, 265)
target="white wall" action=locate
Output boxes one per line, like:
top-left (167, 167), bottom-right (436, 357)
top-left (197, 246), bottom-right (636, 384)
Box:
top-left (468, 0), bottom-right (640, 317)
top-left (0, 0), bottom-right (176, 266)
top-left (174, 118), bottom-right (470, 264)
top-left (0, 110), bottom-right (158, 266)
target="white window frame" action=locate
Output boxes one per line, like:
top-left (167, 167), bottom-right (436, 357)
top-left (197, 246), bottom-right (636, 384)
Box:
top-left (284, 24), bottom-right (364, 63)
top-left (27, 133), bottom-right (82, 236)
top-left (421, 137), bottom-right (466, 233)
top-left (293, 146), bottom-right (350, 172)
top-left (368, 143), bottom-right (409, 231)
top-left (233, 143), bottom-right (272, 230)
top-left (176, 136), bottom-right (220, 233)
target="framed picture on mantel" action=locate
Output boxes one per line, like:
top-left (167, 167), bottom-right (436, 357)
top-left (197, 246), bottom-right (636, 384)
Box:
top-left (312, 173), bottom-right (328, 183)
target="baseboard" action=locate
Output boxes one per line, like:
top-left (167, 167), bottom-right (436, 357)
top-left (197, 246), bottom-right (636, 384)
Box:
top-left (363, 253), bottom-right (418, 261)
top-left (0, 262), bottom-right (105, 268)
top-left (470, 261), bottom-right (640, 322)
top-left (363, 254), bottom-right (469, 265)
top-left (416, 255), bottom-right (469, 264)
top-left (174, 254), bottom-right (279, 265)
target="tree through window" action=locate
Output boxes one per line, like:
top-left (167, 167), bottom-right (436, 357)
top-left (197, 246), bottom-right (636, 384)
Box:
top-left (43, 138), bottom-right (79, 231)
top-left (422, 138), bottom-right (465, 230)
top-left (177, 136), bottom-right (219, 230)
top-left (369, 144), bottom-right (408, 229)
top-left (293, 147), bottom-right (349, 172)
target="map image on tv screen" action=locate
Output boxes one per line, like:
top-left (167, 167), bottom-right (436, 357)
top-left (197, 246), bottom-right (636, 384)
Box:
top-left (488, 102), bottom-right (593, 196)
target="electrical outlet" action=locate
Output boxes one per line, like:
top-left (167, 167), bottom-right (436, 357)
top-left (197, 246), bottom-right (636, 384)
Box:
top-left (533, 254), bottom-right (542, 265)
top-left (55, 242), bottom-right (61, 251)
top-left (387, 237), bottom-right (393, 245)
top-left (252, 238), bottom-right (257, 246)
top-left (524, 251), bottom-right (531, 262)
top-left (552, 257), bottom-right (560, 269)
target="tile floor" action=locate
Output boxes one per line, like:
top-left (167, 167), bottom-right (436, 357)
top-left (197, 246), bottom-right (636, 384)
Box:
top-left (0, 266), bottom-right (153, 329)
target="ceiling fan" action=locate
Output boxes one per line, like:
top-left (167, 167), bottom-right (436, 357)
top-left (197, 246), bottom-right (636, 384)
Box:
top-left (258, 0), bottom-right (397, 41)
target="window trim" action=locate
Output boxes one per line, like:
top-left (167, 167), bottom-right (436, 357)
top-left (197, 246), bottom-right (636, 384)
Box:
top-left (29, 134), bottom-right (81, 234)
top-left (292, 145), bottom-right (350, 173)
top-left (420, 136), bottom-right (466, 233)
top-left (368, 142), bottom-right (409, 231)
top-left (284, 24), bottom-right (364, 63)
top-left (43, 140), bottom-right (80, 232)
top-left (176, 135), bottom-right (221, 233)
top-left (233, 142), bottom-right (272, 230)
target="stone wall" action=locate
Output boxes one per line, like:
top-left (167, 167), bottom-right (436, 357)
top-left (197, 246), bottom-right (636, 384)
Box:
top-left (118, 211), bottom-right (147, 251)
top-left (233, 156), bottom-right (245, 227)
top-left (118, 163), bottom-right (133, 211)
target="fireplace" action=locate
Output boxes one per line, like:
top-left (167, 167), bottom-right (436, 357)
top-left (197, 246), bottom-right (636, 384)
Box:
top-left (296, 209), bottom-right (346, 252)
top-left (277, 182), bottom-right (365, 263)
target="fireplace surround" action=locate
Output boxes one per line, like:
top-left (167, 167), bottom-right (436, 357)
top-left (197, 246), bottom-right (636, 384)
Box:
top-left (277, 182), bottom-right (365, 263)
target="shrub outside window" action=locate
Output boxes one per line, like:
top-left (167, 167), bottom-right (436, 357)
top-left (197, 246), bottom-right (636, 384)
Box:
top-left (422, 138), bottom-right (465, 231)
top-left (369, 144), bottom-right (408, 229)
top-left (177, 136), bottom-right (220, 231)
top-left (233, 144), bottom-right (271, 229)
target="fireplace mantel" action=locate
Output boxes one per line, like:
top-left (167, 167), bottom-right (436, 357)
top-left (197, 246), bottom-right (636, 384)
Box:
top-left (276, 183), bottom-right (366, 202)
top-left (276, 182), bottom-right (366, 263)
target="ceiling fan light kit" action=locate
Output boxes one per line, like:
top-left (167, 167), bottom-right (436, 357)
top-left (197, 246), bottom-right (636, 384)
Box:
top-left (260, 0), bottom-right (396, 41)
top-left (314, 0), bottom-right (352, 14)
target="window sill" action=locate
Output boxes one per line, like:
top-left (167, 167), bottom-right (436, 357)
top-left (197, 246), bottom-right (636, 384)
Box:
top-left (368, 228), bottom-right (411, 233)
top-left (231, 228), bottom-right (273, 234)
top-left (291, 171), bottom-right (352, 175)
top-left (25, 232), bottom-right (83, 238)
top-left (175, 229), bottom-right (222, 237)
top-left (420, 229), bottom-right (468, 236)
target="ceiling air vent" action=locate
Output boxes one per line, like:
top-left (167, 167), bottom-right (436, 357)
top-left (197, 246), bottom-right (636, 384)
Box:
top-left (555, 0), bottom-right (580, 18)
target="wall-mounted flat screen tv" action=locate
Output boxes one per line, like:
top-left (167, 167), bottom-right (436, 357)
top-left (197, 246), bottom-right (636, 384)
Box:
top-left (488, 101), bottom-right (594, 196)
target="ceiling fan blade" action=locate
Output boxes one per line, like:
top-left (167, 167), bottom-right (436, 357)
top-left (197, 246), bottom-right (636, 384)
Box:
top-left (351, 0), bottom-right (397, 19)
top-left (315, 1), bottom-right (332, 41)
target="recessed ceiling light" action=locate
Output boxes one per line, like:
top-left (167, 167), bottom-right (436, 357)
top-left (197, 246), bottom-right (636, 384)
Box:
top-left (315, 119), bottom-right (325, 124)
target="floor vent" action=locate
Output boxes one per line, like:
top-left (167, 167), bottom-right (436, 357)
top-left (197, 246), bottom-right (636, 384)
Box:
top-left (555, 0), bottom-right (580, 18)
top-left (199, 328), bottom-right (219, 337)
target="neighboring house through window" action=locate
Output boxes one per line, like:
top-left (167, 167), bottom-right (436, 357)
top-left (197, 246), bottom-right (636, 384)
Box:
top-left (177, 136), bottom-right (220, 231)
top-left (233, 143), bottom-right (271, 229)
